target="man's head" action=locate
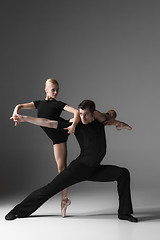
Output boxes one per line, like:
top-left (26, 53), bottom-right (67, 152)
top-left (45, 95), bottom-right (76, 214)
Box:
top-left (78, 100), bottom-right (95, 125)
top-left (45, 79), bottom-right (59, 100)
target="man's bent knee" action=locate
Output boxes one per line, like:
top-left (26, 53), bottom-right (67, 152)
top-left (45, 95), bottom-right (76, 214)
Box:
top-left (120, 167), bottom-right (130, 180)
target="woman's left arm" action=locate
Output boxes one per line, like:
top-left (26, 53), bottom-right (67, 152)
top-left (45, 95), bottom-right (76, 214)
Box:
top-left (10, 114), bottom-right (58, 128)
top-left (63, 105), bottom-right (80, 134)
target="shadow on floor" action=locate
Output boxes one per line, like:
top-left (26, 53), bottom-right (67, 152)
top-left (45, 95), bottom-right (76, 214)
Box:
top-left (29, 211), bottom-right (115, 219)
top-left (27, 208), bottom-right (160, 222)
top-left (136, 209), bottom-right (160, 222)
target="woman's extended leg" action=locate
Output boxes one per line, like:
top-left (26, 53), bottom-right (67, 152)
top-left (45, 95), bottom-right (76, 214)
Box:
top-left (53, 142), bottom-right (71, 217)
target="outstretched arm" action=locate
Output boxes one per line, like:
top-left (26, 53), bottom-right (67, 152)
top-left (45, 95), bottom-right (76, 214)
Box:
top-left (94, 109), bottom-right (132, 130)
top-left (94, 110), bottom-right (115, 125)
top-left (10, 114), bottom-right (58, 129)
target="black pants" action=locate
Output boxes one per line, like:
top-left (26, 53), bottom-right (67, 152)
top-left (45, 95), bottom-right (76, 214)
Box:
top-left (13, 160), bottom-right (133, 217)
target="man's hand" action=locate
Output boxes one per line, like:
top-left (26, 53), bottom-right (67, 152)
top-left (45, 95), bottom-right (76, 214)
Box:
top-left (10, 114), bottom-right (24, 126)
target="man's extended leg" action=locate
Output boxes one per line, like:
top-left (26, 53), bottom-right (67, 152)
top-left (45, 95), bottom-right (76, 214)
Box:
top-left (88, 165), bottom-right (138, 222)
top-left (5, 160), bottom-right (95, 220)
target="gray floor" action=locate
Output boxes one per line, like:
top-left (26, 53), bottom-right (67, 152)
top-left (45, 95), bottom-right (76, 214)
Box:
top-left (1, 188), bottom-right (160, 240)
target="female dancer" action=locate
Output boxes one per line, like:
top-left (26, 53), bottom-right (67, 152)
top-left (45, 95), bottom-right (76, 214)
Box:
top-left (11, 79), bottom-right (80, 217)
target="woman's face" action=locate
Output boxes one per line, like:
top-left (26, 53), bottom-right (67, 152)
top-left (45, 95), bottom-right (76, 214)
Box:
top-left (45, 83), bottom-right (59, 100)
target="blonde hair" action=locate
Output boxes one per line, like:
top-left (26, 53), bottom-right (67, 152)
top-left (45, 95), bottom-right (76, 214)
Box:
top-left (45, 78), bottom-right (59, 87)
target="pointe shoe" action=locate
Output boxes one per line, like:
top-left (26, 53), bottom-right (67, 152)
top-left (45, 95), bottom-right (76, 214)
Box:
top-left (118, 214), bottom-right (138, 223)
top-left (116, 122), bottom-right (132, 131)
top-left (61, 199), bottom-right (71, 218)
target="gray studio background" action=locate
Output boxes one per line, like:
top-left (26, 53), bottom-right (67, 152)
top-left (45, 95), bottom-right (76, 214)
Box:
top-left (1, 0), bottom-right (160, 199)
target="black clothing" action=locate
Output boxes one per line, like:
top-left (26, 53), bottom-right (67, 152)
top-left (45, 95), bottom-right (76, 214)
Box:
top-left (34, 99), bottom-right (69, 144)
top-left (74, 121), bottom-right (106, 167)
top-left (12, 162), bottom-right (133, 217)
top-left (34, 99), bottom-right (66, 120)
top-left (58, 120), bottom-right (106, 167)
top-left (10, 120), bottom-right (133, 217)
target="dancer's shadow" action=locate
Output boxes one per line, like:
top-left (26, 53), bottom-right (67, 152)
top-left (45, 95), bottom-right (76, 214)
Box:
top-left (136, 209), bottom-right (160, 222)
top-left (68, 210), bottom-right (117, 220)
top-left (29, 214), bottom-right (60, 218)
top-left (27, 209), bottom-right (160, 222)
top-left (27, 210), bottom-right (117, 220)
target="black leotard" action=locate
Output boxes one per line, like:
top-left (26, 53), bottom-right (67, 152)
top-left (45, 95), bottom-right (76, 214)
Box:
top-left (34, 99), bottom-right (69, 144)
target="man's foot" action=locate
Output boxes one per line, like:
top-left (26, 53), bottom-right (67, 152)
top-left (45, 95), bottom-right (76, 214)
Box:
top-left (116, 122), bottom-right (132, 131)
top-left (118, 214), bottom-right (138, 222)
top-left (5, 210), bottom-right (17, 221)
top-left (61, 199), bottom-right (71, 218)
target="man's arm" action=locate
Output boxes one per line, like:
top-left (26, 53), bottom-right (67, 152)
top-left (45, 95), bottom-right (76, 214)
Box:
top-left (94, 109), bottom-right (132, 130)
top-left (10, 114), bottom-right (58, 129)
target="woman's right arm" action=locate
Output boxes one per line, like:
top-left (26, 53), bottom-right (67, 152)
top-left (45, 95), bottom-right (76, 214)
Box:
top-left (12, 102), bottom-right (35, 117)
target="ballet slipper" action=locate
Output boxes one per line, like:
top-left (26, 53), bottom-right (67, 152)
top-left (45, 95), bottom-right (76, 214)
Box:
top-left (61, 199), bottom-right (71, 218)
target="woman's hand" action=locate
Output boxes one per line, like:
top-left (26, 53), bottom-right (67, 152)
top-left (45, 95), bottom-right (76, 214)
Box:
top-left (10, 114), bottom-right (24, 126)
top-left (64, 124), bottom-right (75, 134)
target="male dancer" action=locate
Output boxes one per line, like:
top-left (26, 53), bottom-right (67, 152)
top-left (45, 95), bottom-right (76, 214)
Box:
top-left (6, 100), bottom-right (138, 222)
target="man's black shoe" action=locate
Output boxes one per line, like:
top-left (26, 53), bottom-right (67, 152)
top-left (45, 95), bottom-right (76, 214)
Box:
top-left (5, 210), bottom-right (17, 221)
top-left (118, 214), bottom-right (138, 223)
